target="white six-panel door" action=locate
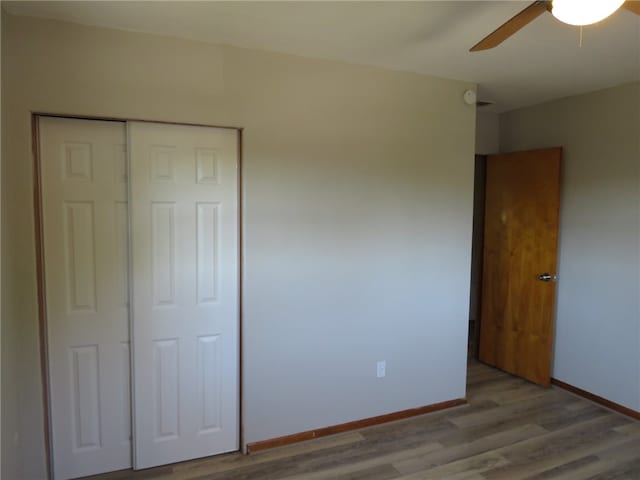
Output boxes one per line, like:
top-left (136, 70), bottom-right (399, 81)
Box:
top-left (128, 122), bottom-right (239, 469)
top-left (40, 117), bottom-right (131, 480)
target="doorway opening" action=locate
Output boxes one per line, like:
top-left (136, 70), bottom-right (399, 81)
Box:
top-left (468, 155), bottom-right (487, 360)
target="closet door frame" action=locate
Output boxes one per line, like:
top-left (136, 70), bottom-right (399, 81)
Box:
top-left (32, 112), bottom-right (244, 480)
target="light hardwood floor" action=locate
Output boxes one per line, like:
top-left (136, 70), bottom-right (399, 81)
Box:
top-left (83, 360), bottom-right (640, 480)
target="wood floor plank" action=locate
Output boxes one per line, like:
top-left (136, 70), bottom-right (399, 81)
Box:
top-left (395, 450), bottom-right (510, 480)
top-left (523, 455), bottom-right (601, 480)
top-left (450, 390), bottom-right (570, 429)
top-left (583, 456), bottom-right (640, 480)
top-left (328, 463), bottom-right (401, 480)
top-left (394, 423), bottom-right (548, 475)
top-left (527, 437), bottom-right (640, 480)
top-left (481, 414), bottom-right (633, 479)
top-left (273, 442), bottom-right (441, 480)
top-left (612, 422), bottom-right (640, 435)
top-left (475, 382), bottom-right (553, 406)
top-left (171, 431), bottom-right (368, 479)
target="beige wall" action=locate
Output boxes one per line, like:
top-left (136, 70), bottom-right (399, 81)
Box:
top-left (501, 82), bottom-right (640, 412)
top-left (1, 13), bottom-right (476, 478)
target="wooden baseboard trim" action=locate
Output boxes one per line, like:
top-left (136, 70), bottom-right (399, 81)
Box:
top-left (246, 398), bottom-right (466, 454)
top-left (551, 378), bottom-right (640, 421)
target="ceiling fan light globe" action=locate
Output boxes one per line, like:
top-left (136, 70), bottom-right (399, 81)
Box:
top-left (551, 0), bottom-right (625, 26)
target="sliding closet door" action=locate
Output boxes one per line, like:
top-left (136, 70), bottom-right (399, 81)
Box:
top-left (128, 122), bottom-right (239, 469)
top-left (40, 117), bottom-right (131, 480)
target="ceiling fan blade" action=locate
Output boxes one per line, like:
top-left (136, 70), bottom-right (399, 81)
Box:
top-left (622, 1), bottom-right (640, 15)
top-left (470, 1), bottom-right (550, 52)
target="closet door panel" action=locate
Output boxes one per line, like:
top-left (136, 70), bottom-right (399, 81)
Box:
top-left (129, 122), bottom-right (239, 469)
top-left (40, 117), bottom-right (131, 480)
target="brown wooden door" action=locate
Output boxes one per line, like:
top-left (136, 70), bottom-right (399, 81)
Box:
top-left (479, 147), bottom-right (562, 386)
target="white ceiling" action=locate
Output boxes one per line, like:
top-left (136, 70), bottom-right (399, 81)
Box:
top-left (4, 1), bottom-right (640, 112)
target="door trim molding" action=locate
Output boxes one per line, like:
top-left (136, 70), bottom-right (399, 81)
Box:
top-left (246, 398), bottom-right (467, 454)
top-left (237, 128), bottom-right (245, 451)
top-left (551, 378), bottom-right (640, 421)
top-left (32, 111), bottom-right (242, 131)
top-left (32, 112), bottom-right (245, 479)
top-left (32, 114), bottom-right (55, 479)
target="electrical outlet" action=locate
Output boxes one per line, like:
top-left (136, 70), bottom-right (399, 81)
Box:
top-left (376, 360), bottom-right (386, 378)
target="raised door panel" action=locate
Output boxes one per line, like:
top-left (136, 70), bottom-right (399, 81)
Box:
top-left (153, 339), bottom-right (180, 440)
top-left (197, 335), bottom-right (222, 433)
top-left (70, 345), bottom-right (101, 451)
top-left (196, 203), bottom-right (220, 304)
top-left (64, 202), bottom-right (97, 313)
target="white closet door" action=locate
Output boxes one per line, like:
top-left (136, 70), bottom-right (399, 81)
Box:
top-left (40, 117), bottom-right (131, 480)
top-left (128, 122), bottom-right (239, 469)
